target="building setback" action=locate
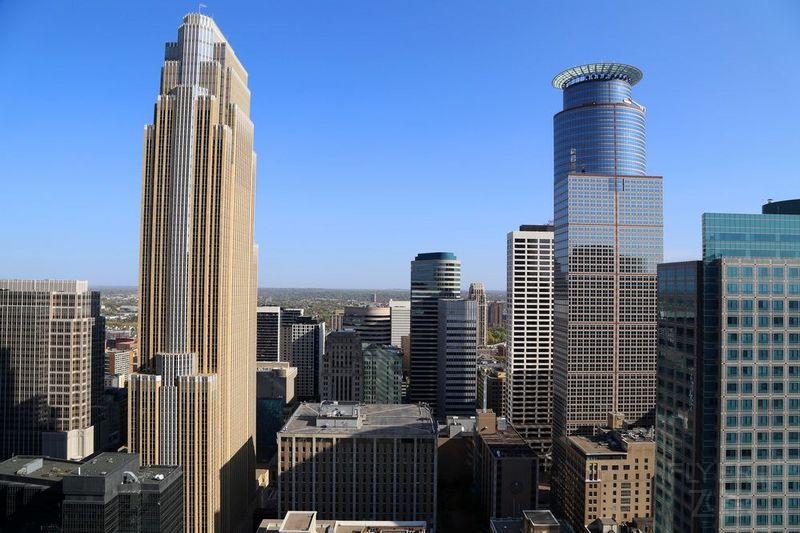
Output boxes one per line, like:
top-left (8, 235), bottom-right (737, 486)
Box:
top-left (409, 252), bottom-right (461, 413)
top-left (277, 402), bottom-right (437, 528)
top-left (505, 225), bottom-right (554, 456)
top-left (128, 13), bottom-right (257, 533)
top-left (550, 63), bottom-right (662, 516)
top-left (0, 279), bottom-right (101, 461)
top-left (437, 299), bottom-right (478, 419)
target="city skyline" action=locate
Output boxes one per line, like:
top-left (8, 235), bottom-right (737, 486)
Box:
top-left (1, 1), bottom-right (799, 289)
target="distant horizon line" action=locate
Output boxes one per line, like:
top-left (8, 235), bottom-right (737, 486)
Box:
top-left (88, 285), bottom-right (506, 292)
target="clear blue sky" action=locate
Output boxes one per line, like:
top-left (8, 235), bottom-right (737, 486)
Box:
top-left (1, 1), bottom-right (798, 290)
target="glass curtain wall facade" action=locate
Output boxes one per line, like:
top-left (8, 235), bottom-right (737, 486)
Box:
top-left (700, 208), bottom-right (800, 533)
top-left (409, 252), bottom-right (461, 415)
top-left (551, 63), bottom-right (663, 516)
top-left (654, 261), bottom-right (706, 533)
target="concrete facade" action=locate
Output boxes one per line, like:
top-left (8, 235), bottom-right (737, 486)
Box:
top-left (277, 402), bottom-right (437, 528)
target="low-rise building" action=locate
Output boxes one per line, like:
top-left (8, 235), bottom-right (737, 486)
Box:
top-left (490, 510), bottom-right (564, 533)
top-left (259, 511), bottom-right (427, 532)
top-left (475, 410), bottom-right (538, 520)
top-left (0, 453), bottom-right (182, 532)
top-left (562, 415), bottom-right (655, 530)
top-left (277, 402), bottom-right (437, 528)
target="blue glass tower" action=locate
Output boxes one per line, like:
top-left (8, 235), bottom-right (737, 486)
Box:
top-left (551, 64), bottom-right (663, 525)
top-left (553, 63), bottom-right (646, 182)
top-left (409, 252), bottom-right (461, 416)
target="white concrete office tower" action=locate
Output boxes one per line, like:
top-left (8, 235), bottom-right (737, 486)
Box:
top-left (437, 299), bottom-right (478, 418)
top-left (282, 317), bottom-right (325, 400)
top-left (505, 225), bottom-right (554, 457)
top-left (0, 280), bottom-right (98, 461)
top-left (467, 282), bottom-right (488, 347)
top-left (256, 306), bottom-right (281, 362)
top-left (389, 299), bottom-right (411, 347)
top-left (129, 13), bottom-right (257, 533)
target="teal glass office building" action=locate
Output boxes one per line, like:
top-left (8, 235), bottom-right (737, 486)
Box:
top-left (655, 201), bottom-right (800, 533)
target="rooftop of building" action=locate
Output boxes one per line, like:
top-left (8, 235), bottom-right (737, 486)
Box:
top-left (476, 413), bottom-right (536, 458)
top-left (523, 510), bottom-right (560, 526)
top-left (0, 453), bottom-right (180, 488)
top-left (257, 361), bottom-right (298, 376)
top-left (0, 456), bottom-right (81, 484)
top-left (763, 198), bottom-right (800, 215)
top-left (281, 402), bottom-right (437, 438)
top-left (414, 252), bottom-right (457, 261)
top-left (569, 427), bottom-right (655, 457)
top-left (343, 305), bottom-right (391, 316)
top-left (479, 429), bottom-right (536, 456)
top-left (552, 62), bottom-right (642, 89)
top-left (440, 414), bottom-right (478, 438)
top-left (75, 452), bottom-right (138, 476)
top-left (258, 512), bottom-right (427, 533)
top-left (0, 279), bottom-right (89, 293)
top-left (518, 224), bottom-right (554, 232)
top-left (489, 518), bottom-right (521, 533)
top-left (293, 316), bottom-right (323, 325)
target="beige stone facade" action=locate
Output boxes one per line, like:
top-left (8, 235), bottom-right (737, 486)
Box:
top-left (561, 419), bottom-right (654, 530)
top-left (129, 13), bottom-right (257, 533)
top-left (0, 280), bottom-right (99, 461)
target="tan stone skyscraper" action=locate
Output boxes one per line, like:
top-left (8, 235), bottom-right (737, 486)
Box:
top-left (128, 13), bottom-right (257, 533)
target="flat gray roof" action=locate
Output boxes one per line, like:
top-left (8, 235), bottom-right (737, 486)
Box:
top-left (281, 403), bottom-right (436, 438)
top-left (523, 510), bottom-right (560, 526)
top-left (0, 456), bottom-right (81, 483)
top-left (282, 510), bottom-right (315, 531)
top-left (490, 518), bottom-right (521, 533)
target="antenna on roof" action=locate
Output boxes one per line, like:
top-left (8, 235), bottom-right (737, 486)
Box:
top-left (198, 3), bottom-right (207, 13)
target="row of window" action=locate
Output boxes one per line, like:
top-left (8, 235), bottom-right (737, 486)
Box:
top-left (727, 333), bottom-right (800, 345)
top-left (727, 283), bottom-right (800, 295)
top-left (727, 266), bottom-right (800, 279)
top-left (725, 414), bottom-right (800, 428)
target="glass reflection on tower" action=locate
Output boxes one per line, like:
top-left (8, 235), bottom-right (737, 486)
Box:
top-left (550, 63), bottom-right (663, 524)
